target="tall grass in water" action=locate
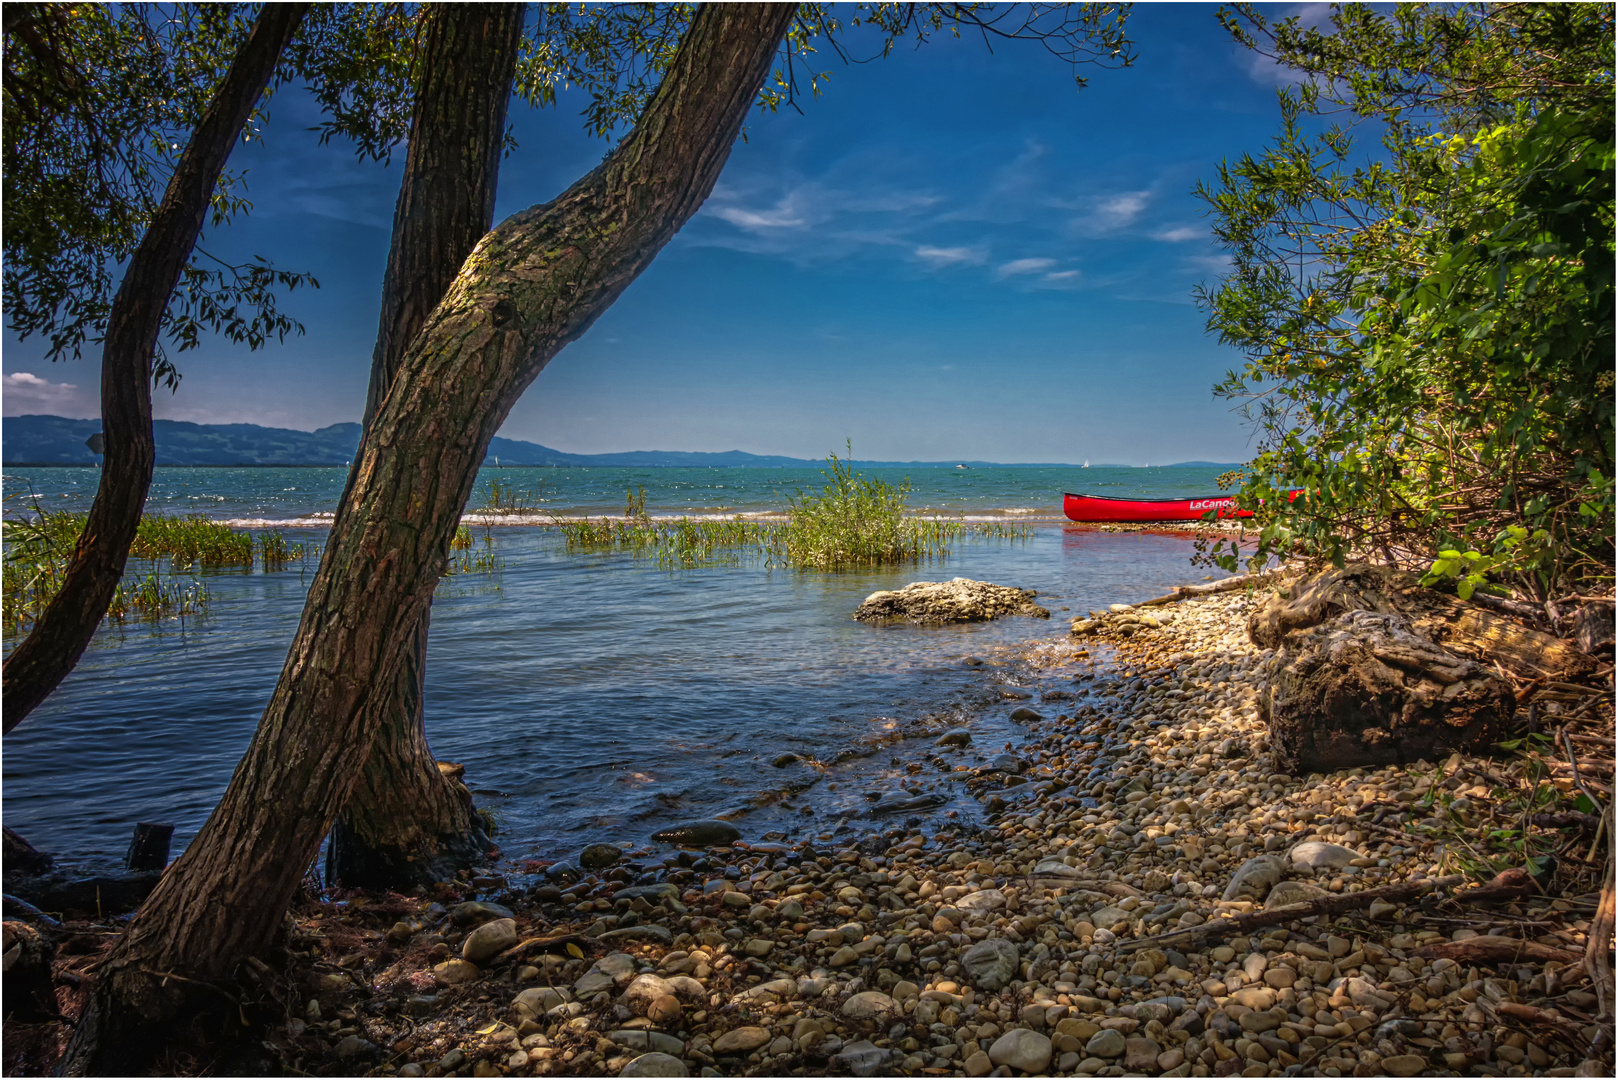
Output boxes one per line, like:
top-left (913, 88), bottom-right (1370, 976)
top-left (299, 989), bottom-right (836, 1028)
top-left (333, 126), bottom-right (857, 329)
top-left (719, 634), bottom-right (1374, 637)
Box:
top-left (549, 453), bottom-right (1029, 570)
top-left (481, 473), bottom-right (549, 514)
top-left (2, 505), bottom-right (307, 634)
top-left (446, 524), bottom-right (502, 578)
top-left (780, 450), bottom-right (949, 570)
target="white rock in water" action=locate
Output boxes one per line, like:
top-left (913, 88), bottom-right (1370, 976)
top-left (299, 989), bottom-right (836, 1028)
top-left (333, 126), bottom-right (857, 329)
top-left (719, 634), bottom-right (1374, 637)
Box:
top-left (853, 578), bottom-right (1049, 625)
top-left (1289, 841), bottom-right (1361, 869)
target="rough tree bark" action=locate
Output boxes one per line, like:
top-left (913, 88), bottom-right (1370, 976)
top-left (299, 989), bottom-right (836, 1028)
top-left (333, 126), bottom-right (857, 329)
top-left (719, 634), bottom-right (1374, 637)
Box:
top-left (0, 4), bottom-right (309, 731)
top-left (326, 1), bottom-right (526, 891)
top-left (60, 6), bottom-right (797, 1072)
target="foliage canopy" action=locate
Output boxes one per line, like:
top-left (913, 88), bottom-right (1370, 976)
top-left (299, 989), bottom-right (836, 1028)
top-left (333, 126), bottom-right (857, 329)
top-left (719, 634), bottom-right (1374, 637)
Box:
top-left (1197, 2), bottom-right (1614, 603)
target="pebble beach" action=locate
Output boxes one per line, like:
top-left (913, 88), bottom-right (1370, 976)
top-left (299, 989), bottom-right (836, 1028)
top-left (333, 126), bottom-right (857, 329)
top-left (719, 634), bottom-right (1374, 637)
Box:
top-left (210, 582), bottom-right (1611, 1079)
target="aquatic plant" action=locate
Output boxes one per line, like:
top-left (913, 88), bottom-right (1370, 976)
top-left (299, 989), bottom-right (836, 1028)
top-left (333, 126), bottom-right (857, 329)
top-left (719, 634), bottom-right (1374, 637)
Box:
top-left (779, 449), bottom-right (952, 570)
top-left (2, 506), bottom-right (212, 635)
top-left (542, 454), bottom-right (1030, 570)
top-left (2, 505), bottom-right (312, 633)
top-left (481, 473), bottom-right (549, 514)
top-left (445, 524), bottom-right (502, 579)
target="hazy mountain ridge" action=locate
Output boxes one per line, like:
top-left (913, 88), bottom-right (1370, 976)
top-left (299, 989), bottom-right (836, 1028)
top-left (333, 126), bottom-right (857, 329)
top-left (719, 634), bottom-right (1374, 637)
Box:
top-left (2, 415), bottom-right (1236, 469)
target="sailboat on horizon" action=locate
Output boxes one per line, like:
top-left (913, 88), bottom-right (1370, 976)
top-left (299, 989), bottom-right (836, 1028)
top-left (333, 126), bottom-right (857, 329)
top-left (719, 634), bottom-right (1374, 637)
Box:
top-left (1082, 460), bottom-right (1089, 468)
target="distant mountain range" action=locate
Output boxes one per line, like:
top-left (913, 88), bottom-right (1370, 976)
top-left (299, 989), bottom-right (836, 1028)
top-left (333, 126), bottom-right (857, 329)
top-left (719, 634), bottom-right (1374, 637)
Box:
top-left (1, 415), bottom-right (1239, 470)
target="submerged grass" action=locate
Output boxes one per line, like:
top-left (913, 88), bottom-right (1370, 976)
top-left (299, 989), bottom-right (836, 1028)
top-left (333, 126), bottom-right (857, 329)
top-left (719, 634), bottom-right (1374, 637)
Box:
top-left (548, 456), bottom-right (1030, 570)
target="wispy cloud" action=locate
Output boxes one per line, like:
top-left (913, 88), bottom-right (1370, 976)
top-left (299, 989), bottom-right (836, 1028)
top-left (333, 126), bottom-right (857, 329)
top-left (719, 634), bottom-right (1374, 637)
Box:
top-left (2, 371), bottom-right (96, 416)
top-left (996, 257), bottom-right (1056, 279)
top-left (915, 245), bottom-right (983, 267)
top-left (1045, 269), bottom-right (1080, 281)
top-left (1152, 225), bottom-right (1203, 243)
top-left (710, 195), bottom-right (808, 231)
top-left (1071, 190), bottom-right (1152, 235)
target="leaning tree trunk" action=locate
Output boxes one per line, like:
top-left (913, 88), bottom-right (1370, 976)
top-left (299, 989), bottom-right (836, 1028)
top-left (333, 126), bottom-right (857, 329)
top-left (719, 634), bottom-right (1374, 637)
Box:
top-left (0, 5), bottom-right (309, 731)
top-left (326, 1), bottom-right (525, 890)
top-left (60, 6), bottom-right (797, 1072)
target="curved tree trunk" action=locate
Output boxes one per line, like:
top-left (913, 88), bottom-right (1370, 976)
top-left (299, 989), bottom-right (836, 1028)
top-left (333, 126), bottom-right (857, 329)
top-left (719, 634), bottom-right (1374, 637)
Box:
top-left (0, 4), bottom-right (309, 731)
top-left (326, 1), bottom-right (525, 890)
top-left (60, 6), bottom-right (796, 1072)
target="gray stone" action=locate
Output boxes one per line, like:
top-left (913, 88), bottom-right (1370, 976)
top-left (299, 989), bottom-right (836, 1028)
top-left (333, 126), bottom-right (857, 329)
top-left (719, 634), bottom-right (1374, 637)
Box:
top-left (335, 1035), bottom-right (377, 1060)
top-left (624, 974), bottom-right (679, 1014)
top-left (1009, 706), bottom-right (1045, 722)
top-left (833, 1040), bottom-right (902, 1077)
top-left (1288, 841), bottom-right (1360, 870)
top-left (957, 888), bottom-right (1007, 912)
top-left (461, 917), bottom-right (518, 963)
top-left (600, 924), bottom-right (674, 945)
top-left (1090, 905), bottom-right (1133, 927)
top-left (450, 900), bottom-right (514, 926)
top-left (1124, 1037), bottom-right (1161, 1071)
top-left (614, 883), bottom-right (679, 902)
top-left (651, 820), bottom-right (741, 846)
top-left (988, 1028), bottom-right (1053, 1073)
top-left (580, 843), bottom-right (623, 870)
top-left (712, 1027), bottom-right (771, 1054)
top-left (1222, 854), bottom-right (1285, 902)
top-left (1264, 879), bottom-right (1329, 909)
top-left (937, 729), bottom-right (973, 747)
top-left (513, 987), bottom-right (567, 1017)
top-left (1085, 1029), bottom-right (1126, 1058)
top-left (841, 991), bottom-right (901, 1021)
top-left (619, 1052), bottom-right (689, 1077)
top-left (610, 1031), bottom-right (686, 1056)
top-left (987, 754), bottom-right (1028, 775)
top-left (959, 938), bottom-right (1020, 991)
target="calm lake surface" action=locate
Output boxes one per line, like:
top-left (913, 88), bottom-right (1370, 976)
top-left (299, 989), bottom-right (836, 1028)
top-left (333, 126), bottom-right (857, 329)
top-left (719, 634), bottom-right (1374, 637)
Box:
top-left (2, 465), bottom-right (1240, 874)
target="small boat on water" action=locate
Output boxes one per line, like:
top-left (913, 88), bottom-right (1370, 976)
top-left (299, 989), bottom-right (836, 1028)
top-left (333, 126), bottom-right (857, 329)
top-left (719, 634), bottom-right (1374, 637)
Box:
top-left (1064, 489), bottom-right (1301, 522)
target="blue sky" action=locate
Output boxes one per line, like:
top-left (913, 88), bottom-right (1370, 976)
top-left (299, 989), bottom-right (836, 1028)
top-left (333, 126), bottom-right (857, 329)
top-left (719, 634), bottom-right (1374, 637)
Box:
top-left (1, 3), bottom-right (1308, 465)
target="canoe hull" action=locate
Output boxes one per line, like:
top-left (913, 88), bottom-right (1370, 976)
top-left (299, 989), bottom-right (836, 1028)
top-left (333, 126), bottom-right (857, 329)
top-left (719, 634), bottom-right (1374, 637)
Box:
top-left (1063, 492), bottom-right (1251, 522)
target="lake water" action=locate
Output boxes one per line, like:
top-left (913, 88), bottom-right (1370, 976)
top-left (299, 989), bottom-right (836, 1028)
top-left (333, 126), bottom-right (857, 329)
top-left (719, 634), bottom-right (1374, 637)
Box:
top-left (2, 465), bottom-right (1240, 874)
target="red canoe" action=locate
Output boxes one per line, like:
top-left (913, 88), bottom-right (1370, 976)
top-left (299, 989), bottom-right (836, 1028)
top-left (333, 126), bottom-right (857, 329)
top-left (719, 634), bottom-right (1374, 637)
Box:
top-left (1064, 490), bottom-right (1300, 522)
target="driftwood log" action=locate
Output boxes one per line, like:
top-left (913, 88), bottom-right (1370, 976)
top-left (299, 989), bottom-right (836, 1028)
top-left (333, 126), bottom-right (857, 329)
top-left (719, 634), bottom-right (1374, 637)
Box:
top-left (1114, 874), bottom-right (1468, 952)
top-left (1135, 571), bottom-right (1280, 608)
top-left (1249, 564), bottom-right (1594, 682)
top-left (1415, 937), bottom-right (1584, 966)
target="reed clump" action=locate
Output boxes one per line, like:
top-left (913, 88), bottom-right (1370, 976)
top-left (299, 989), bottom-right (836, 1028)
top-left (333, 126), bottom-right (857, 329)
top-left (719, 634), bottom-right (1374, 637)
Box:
top-left (547, 453), bottom-right (1030, 570)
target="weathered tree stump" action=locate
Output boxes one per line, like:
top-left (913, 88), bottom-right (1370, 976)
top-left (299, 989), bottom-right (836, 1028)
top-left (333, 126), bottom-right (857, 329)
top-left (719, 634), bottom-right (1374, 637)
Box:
top-left (1250, 563), bottom-right (1595, 681)
top-left (2, 918), bottom-right (58, 1019)
top-left (124, 823), bottom-right (174, 873)
top-left (3, 826), bottom-right (52, 879)
top-left (1262, 610), bottom-right (1516, 774)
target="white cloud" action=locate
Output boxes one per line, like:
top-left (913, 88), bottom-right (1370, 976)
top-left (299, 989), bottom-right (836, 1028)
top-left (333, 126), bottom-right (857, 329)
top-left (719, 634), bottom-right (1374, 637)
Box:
top-left (2, 371), bottom-right (96, 416)
top-left (996, 257), bottom-right (1056, 279)
top-left (710, 197), bottom-right (806, 231)
top-left (1044, 270), bottom-right (1080, 281)
top-left (1069, 190), bottom-right (1153, 236)
top-left (915, 245), bottom-right (983, 266)
top-left (1152, 225), bottom-right (1202, 243)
